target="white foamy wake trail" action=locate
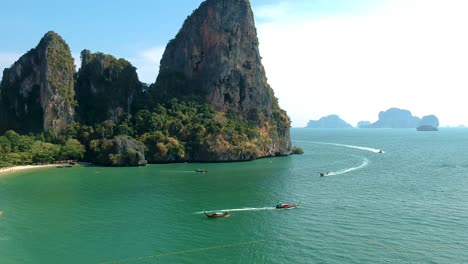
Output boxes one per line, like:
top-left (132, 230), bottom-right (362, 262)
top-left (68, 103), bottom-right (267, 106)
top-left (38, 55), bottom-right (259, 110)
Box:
top-left (194, 207), bottom-right (276, 214)
top-left (301, 141), bottom-right (384, 153)
top-left (326, 158), bottom-right (369, 176)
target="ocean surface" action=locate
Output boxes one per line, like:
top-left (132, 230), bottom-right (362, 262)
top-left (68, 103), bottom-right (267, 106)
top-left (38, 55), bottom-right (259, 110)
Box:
top-left (1, 128), bottom-right (468, 264)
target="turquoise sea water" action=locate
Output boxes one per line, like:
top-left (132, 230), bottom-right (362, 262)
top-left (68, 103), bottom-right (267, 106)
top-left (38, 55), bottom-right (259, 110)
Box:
top-left (1, 128), bottom-right (468, 263)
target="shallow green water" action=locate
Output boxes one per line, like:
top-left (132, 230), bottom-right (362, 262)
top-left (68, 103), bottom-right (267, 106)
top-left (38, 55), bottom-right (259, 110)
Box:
top-left (1, 128), bottom-right (468, 263)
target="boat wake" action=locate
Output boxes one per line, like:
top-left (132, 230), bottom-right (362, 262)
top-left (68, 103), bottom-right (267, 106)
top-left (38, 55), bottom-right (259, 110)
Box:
top-left (305, 141), bottom-right (384, 153)
top-left (324, 158), bottom-right (369, 176)
top-left (194, 207), bottom-right (276, 214)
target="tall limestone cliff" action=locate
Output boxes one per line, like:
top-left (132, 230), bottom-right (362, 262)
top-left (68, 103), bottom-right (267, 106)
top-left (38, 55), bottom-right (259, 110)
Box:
top-left (75, 50), bottom-right (141, 125)
top-left (0, 31), bottom-right (75, 133)
top-left (153, 0), bottom-right (291, 158)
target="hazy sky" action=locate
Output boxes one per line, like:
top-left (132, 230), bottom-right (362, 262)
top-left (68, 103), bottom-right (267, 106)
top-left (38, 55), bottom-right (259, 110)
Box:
top-left (1, 0), bottom-right (467, 127)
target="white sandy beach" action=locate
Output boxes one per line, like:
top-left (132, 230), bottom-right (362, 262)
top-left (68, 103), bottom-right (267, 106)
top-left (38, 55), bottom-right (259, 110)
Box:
top-left (0, 164), bottom-right (67, 176)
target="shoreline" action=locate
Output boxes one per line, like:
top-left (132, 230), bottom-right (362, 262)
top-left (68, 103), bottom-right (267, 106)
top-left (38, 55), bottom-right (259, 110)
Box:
top-left (0, 164), bottom-right (69, 176)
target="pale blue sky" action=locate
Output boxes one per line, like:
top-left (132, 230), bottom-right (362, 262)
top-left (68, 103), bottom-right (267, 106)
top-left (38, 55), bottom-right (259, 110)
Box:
top-left (1, 0), bottom-right (467, 127)
top-left (0, 0), bottom-right (202, 58)
top-left (0, 0), bottom-right (368, 79)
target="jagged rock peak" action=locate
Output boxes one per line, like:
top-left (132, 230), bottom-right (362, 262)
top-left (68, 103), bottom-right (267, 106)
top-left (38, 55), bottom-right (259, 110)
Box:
top-left (0, 31), bottom-right (75, 133)
top-left (156, 0), bottom-right (275, 119)
top-left (75, 50), bottom-right (141, 125)
top-left (38, 31), bottom-right (66, 46)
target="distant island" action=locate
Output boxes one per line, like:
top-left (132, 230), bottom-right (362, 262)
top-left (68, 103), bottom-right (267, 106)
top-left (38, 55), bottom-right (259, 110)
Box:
top-left (418, 115), bottom-right (439, 127)
top-left (361, 108), bottom-right (440, 130)
top-left (364, 108), bottom-right (420, 128)
top-left (416, 115), bottom-right (439, 131)
top-left (0, 0), bottom-right (292, 167)
top-left (306, 115), bottom-right (353, 128)
top-left (357, 121), bottom-right (371, 128)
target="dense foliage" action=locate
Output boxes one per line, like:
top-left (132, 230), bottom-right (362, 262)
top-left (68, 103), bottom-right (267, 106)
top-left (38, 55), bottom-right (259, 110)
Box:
top-left (0, 130), bottom-right (85, 168)
top-left (0, 99), bottom-right (283, 167)
top-left (291, 146), bottom-right (304, 155)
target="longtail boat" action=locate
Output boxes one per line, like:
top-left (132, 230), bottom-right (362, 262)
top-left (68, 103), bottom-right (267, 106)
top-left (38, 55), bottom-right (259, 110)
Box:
top-left (276, 202), bottom-right (300, 209)
top-left (204, 211), bottom-right (230, 218)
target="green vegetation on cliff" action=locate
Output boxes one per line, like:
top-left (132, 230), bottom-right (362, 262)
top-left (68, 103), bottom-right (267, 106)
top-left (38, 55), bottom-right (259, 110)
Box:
top-left (1, 0), bottom-right (294, 166)
top-left (89, 136), bottom-right (146, 166)
top-left (0, 31), bottom-right (75, 133)
top-left (1, 96), bottom-right (292, 167)
top-left (152, 0), bottom-right (292, 157)
top-left (42, 31), bottom-right (76, 108)
top-left (87, 99), bottom-right (276, 162)
top-left (292, 146), bottom-right (304, 155)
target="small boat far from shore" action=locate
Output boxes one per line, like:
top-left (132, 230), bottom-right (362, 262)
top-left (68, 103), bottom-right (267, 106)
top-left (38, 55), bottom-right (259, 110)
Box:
top-left (320, 172), bottom-right (329, 177)
top-left (204, 211), bottom-right (230, 218)
top-left (276, 202), bottom-right (300, 209)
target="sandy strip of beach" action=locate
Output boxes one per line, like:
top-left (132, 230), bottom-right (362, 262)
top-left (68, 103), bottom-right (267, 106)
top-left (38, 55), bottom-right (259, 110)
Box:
top-left (0, 164), bottom-right (67, 176)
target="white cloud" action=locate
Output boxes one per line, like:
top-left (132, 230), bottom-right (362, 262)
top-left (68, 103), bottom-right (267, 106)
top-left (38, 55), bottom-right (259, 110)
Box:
top-left (0, 52), bottom-right (21, 79)
top-left (128, 46), bottom-right (165, 84)
top-left (255, 0), bottom-right (468, 127)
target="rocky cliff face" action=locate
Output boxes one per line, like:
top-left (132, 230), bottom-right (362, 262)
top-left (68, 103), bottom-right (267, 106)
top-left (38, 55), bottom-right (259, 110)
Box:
top-left (153, 0), bottom-right (291, 157)
top-left (306, 115), bottom-right (353, 128)
top-left (89, 136), bottom-right (147, 166)
top-left (0, 31), bottom-right (75, 133)
top-left (75, 50), bottom-right (141, 125)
